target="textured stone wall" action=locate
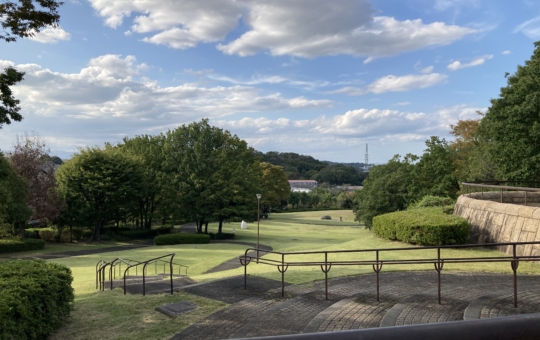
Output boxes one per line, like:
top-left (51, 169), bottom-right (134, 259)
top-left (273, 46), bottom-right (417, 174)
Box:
top-left (454, 193), bottom-right (540, 257)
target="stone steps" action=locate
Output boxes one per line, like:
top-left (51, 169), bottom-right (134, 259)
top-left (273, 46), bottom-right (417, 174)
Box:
top-left (170, 272), bottom-right (540, 339)
top-left (101, 274), bottom-right (196, 294)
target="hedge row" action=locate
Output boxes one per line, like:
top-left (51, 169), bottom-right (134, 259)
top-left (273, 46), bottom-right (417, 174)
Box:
top-left (0, 260), bottom-right (74, 340)
top-left (0, 239), bottom-right (45, 253)
top-left (208, 232), bottom-right (235, 240)
top-left (373, 207), bottom-right (469, 246)
top-left (154, 234), bottom-right (210, 245)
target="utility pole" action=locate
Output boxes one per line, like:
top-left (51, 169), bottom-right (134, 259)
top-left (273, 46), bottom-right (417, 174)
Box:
top-left (364, 144), bottom-right (369, 172)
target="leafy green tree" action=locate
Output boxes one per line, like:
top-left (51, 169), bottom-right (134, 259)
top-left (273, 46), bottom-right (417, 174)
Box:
top-left (259, 162), bottom-right (290, 212)
top-left (1, 0), bottom-right (64, 128)
top-left (0, 152), bottom-right (31, 234)
top-left (165, 119), bottom-right (259, 234)
top-left (353, 154), bottom-right (418, 228)
top-left (313, 164), bottom-right (364, 185)
top-left (410, 136), bottom-right (460, 199)
top-left (119, 134), bottom-right (168, 229)
top-left (56, 147), bottom-right (143, 241)
top-left (337, 191), bottom-right (354, 209)
top-left (478, 41), bottom-right (540, 181)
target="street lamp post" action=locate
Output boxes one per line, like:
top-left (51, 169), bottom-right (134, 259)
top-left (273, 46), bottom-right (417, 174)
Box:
top-left (256, 193), bottom-right (262, 262)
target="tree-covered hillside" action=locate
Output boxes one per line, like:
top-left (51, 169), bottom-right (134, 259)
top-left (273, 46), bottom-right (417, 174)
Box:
top-left (254, 151), bottom-right (367, 185)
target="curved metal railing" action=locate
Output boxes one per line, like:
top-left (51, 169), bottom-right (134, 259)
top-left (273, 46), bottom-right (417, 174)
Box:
top-left (462, 181), bottom-right (540, 205)
top-left (239, 241), bottom-right (540, 308)
top-left (95, 254), bottom-right (189, 295)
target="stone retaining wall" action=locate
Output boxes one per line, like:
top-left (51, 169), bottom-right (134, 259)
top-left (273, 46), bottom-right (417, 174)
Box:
top-left (454, 193), bottom-right (540, 257)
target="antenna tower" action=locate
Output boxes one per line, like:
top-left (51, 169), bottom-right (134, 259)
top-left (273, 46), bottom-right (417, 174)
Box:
top-left (364, 144), bottom-right (369, 172)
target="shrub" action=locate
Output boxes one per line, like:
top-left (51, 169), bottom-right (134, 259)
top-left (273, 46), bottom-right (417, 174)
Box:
top-left (208, 232), bottom-right (235, 240)
top-left (0, 260), bottom-right (74, 340)
top-left (321, 215), bottom-right (332, 220)
top-left (154, 234), bottom-right (210, 245)
top-left (38, 228), bottom-right (56, 242)
top-left (373, 207), bottom-right (469, 246)
top-left (443, 204), bottom-right (456, 215)
top-left (0, 239), bottom-right (45, 253)
top-left (408, 196), bottom-right (455, 210)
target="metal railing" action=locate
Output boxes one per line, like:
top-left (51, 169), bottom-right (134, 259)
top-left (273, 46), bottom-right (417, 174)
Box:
top-left (462, 181), bottom-right (540, 205)
top-left (239, 241), bottom-right (540, 308)
top-left (95, 254), bottom-right (189, 296)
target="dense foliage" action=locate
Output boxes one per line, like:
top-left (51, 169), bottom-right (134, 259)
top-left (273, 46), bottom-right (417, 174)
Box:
top-left (0, 259), bottom-right (74, 340)
top-left (154, 233), bottom-right (211, 245)
top-left (257, 151), bottom-right (367, 185)
top-left (0, 152), bottom-right (31, 234)
top-left (0, 238), bottom-right (45, 253)
top-left (372, 207), bottom-right (469, 246)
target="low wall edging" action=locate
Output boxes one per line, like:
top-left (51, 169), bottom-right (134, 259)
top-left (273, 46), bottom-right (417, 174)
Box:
top-left (454, 195), bottom-right (540, 257)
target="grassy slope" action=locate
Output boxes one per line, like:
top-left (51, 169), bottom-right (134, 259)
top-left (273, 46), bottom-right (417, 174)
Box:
top-left (41, 210), bottom-right (540, 339)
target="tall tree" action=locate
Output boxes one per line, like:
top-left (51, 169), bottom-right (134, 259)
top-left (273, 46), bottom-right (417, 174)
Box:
top-left (56, 147), bottom-right (143, 241)
top-left (119, 134), bottom-right (168, 229)
top-left (353, 154), bottom-right (418, 228)
top-left (259, 162), bottom-right (290, 213)
top-left (1, 0), bottom-right (63, 128)
top-left (8, 132), bottom-right (64, 224)
top-left (0, 152), bottom-right (31, 235)
top-left (480, 41), bottom-right (540, 181)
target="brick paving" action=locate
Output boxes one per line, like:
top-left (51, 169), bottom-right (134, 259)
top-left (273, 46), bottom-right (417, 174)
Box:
top-left (172, 271), bottom-right (540, 339)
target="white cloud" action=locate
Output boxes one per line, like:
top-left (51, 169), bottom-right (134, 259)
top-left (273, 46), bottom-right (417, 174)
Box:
top-left (330, 73), bottom-right (447, 96)
top-left (213, 105), bottom-right (485, 152)
top-left (447, 55), bottom-right (493, 71)
top-left (5, 55), bottom-right (332, 122)
top-left (514, 16), bottom-right (540, 39)
top-left (502, 50), bottom-right (511, 55)
top-left (88, 0), bottom-right (475, 59)
top-left (434, 0), bottom-right (481, 11)
top-left (420, 66), bottom-right (434, 74)
top-left (28, 26), bottom-right (71, 43)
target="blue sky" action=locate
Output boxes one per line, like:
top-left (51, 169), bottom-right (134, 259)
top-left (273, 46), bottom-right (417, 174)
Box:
top-left (1, 0), bottom-right (540, 163)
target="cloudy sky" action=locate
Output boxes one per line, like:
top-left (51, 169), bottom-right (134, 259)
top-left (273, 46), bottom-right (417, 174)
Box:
top-left (1, 0), bottom-right (539, 163)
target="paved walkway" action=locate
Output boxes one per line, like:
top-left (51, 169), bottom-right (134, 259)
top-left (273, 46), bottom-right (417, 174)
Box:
top-left (171, 271), bottom-right (540, 339)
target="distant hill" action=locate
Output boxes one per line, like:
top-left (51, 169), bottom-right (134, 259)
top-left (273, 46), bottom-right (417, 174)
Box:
top-left (255, 151), bottom-right (369, 185)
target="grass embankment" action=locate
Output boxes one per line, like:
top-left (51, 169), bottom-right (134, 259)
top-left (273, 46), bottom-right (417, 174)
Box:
top-left (10, 209), bottom-right (538, 339)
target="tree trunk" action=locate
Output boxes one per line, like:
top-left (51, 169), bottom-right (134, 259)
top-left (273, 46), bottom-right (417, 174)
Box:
top-left (69, 225), bottom-right (73, 243)
top-left (218, 218), bottom-right (223, 234)
top-left (204, 222), bottom-right (208, 234)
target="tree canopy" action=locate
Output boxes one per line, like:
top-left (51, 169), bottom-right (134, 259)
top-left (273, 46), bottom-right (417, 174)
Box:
top-left (479, 41), bottom-right (540, 181)
top-left (1, 0), bottom-right (63, 128)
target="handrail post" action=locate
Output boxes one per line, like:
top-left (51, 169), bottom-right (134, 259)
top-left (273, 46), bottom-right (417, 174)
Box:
top-left (525, 191), bottom-right (528, 206)
top-left (142, 262), bottom-right (147, 296)
top-left (281, 253), bottom-right (285, 297)
top-left (170, 254), bottom-right (174, 295)
top-left (434, 247), bottom-right (444, 305)
top-left (376, 250), bottom-right (379, 302)
top-left (325, 252), bottom-right (328, 300)
top-left (511, 244), bottom-right (519, 308)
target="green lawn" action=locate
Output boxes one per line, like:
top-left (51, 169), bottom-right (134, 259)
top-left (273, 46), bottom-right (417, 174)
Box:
top-left (0, 240), bottom-right (147, 259)
top-left (9, 209), bottom-right (537, 339)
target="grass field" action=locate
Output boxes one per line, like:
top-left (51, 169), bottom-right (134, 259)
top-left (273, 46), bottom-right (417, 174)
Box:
top-left (9, 209), bottom-right (539, 339)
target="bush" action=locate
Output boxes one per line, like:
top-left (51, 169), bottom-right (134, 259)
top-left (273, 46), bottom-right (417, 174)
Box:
top-left (0, 260), bottom-right (74, 340)
top-left (321, 215), bottom-right (332, 220)
top-left (0, 239), bottom-right (45, 253)
top-left (118, 229), bottom-right (158, 239)
top-left (38, 228), bottom-right (56, 242)
top-left (208, 232), bottom-right (235, 240)
top-left (154, 234), bottom-right (210, 245)
top-left (373, 207), bottom-right (469, 246)
top-left (443, 204), bottom-right (456, 215)
top-left (408, 196), bottom-right (455, 209)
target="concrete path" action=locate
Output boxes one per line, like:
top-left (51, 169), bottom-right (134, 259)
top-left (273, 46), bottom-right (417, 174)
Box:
top-left (172, 271), bottom-right (540, 339)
